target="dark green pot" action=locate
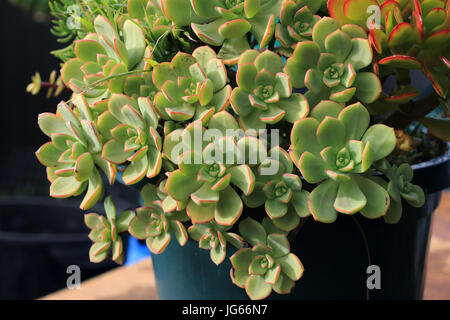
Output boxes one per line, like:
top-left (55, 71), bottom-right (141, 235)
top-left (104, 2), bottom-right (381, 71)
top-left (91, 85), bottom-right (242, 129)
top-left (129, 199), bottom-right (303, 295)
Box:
top-left (151, 148), bottom-right (449, 300)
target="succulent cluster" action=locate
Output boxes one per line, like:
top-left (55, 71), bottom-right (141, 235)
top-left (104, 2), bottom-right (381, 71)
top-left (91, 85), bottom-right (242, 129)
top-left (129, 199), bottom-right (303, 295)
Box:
top-left (61, 15), bottom-right (150, 102)
top-left (85, 196), bottom-right (135, 263)
top-left (32, 0), bottom-right (448, 300)
top-left (327, 0), bottom-right (449, 138)
top-left (162, 0), bottom-right (283, 63)
top-left (36, 97), bottom-right (116, 210)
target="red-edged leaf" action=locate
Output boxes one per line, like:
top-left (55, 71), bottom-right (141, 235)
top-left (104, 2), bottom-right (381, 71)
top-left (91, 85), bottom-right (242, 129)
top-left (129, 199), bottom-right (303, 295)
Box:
top-left (378, 55), bottom-right (422, 69)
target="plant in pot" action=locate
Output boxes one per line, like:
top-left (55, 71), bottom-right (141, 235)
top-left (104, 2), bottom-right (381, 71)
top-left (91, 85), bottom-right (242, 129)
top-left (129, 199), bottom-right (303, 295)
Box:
top-left (30, 0), bottom-right (449, 300)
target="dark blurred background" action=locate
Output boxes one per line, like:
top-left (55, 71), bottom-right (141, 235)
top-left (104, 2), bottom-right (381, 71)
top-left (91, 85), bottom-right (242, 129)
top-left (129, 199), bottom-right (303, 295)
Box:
top-left (0, 1), bottom-right (61, 196)
top-left (0, 1), bottom-right (141, 300)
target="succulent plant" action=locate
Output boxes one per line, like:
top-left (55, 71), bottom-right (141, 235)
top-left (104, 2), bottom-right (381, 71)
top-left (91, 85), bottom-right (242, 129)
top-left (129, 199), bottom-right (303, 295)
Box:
top-left (164, 122), bottom-right (260, 226)
top-left (49, 0), bottom-right (128, 43)
top-left (162, 0), bottom-right (283, 64)
top-left (328, 0), bottom-right (450, 98)
top-left (152, 46), bottom-right (232, 122)
top-left (231, 49), bottom-right (309, 130)
top-left (374, 159), bottom-right (425, 224)
top-left (101, 94), bottom-right (162, 185)
top-left (127, 0), bottom-right (190, 61)
top-left (60, 14), bottom-right (151, 103)
top-left (188, 221), bottom-right (245, 265)
top-left (243, 146), bottom-right (310, 232)
top-left (284, 17), bottom-right (382, 107)
top-left (27, 70), bottom-right (65, 98)
top-left (275, 0), bottom-right (325, 56)
top-left (128, 0), bottom-right (171, 34)
top-left (290, 102), bottom-right (397, 223)
top-left (128, 202), bottom-right (189, 254)
top-left (374, 0), bottom-right (449, 98)
top-left (36, 95), bottom-right (117, 209)
top-left (31, 0), bottom-right (437, 301)
top-left (230, 218), bottom-right (304, 300)
top-left (142, 182), bottom-right (190, 221)
top-left (85, 196), bottom-right (135, 264)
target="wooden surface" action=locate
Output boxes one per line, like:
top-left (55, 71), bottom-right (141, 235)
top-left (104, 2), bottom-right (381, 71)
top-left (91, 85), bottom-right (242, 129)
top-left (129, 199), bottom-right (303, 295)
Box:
top-left (42, 192), bottom-right (450, 300)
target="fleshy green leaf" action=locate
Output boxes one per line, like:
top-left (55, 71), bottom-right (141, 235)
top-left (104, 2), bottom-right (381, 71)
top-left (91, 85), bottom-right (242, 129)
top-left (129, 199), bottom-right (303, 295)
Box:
top-left (245, 275), bottom-right (273, 300)
top-left (239, 217), bottom-right (267, 246)
top-left (309, 179), bottom-right (339, 223)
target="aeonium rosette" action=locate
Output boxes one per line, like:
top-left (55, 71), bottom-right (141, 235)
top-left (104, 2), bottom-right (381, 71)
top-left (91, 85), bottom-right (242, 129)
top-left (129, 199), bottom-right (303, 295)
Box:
top-left (162, 0), bottom-right (283, 64)
top-left (231, 49), bottom-right (309, 130)
top-left (230, 218), bottom-right (304, 300)
top-left (290, 101), bottom-right (397, 223)
top-left (85, 196), bottom-right (135, 264)
top-left (61, 15), bottom-right (153, 103)
top-left (243, 146), bottom-right (311, 232)
top-left (36, 94), bottom-right (117, 210)
top-left (100, 94), bottom-right (162, 185)
top-left (276, 0), bottom-right (325, 56)
top-left (162, 112), bottom-right (271, 226)
top-left (284, 17), bottom-right (382, 107)
top-left (127, 182), bottom-right (190, 254)
top-left (188, 221), bottom-right (245, 265)
top-left (374, 159), bottom-right (426, 224)
top-left (152, 46), bottom-right (232, 123)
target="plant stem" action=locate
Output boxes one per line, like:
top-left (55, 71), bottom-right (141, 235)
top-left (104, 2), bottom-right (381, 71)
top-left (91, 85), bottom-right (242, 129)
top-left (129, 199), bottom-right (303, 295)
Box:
top-left (383, 93), bottom-right (441, 129)
top-left (288, 216), bottom-right (309, 242)
top-left (40, 82), bottom-right (70, 92)
top-left (351, 216), bottom-right (371, 301)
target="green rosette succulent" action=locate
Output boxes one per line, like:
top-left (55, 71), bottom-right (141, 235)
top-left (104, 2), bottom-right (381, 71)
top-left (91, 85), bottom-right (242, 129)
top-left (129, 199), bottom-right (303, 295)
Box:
top-left (61, 14), bottom-right (151, 103)
top-left (374, 160), bottom-right (425, 224)
top-left (163, 118), bottom-right (267, 226)
top-left (230, 218), bottom-right (304, 300)
top-left (101, 94), bottom-right (162, 185)
top-left (275, 0), bottom-right (324, 56)
top-left (128, 201), bottom-right (189, 254)
top-left (243, 146), bottom-right (310, 232)
top-left (142, 182), bottom-right (190, 221)
top-left (284, 17), bottom-right (382, 107)
top-left (290, 101), bottom-right (398, 223)
top-left (36, 95), bottom-right (117, 210)
top-left (162, 0), bottom-right (282, 64)
top-left (131, 183), bottom-right (190, 254)
top-left (152, 46), bottom-right (232, 122)
top-left (230, 50), bottom-right (309, 130)
top-left (188, 222), bottom-right (245, 265)
top-left (85, 196), bottom-right (135, 264)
